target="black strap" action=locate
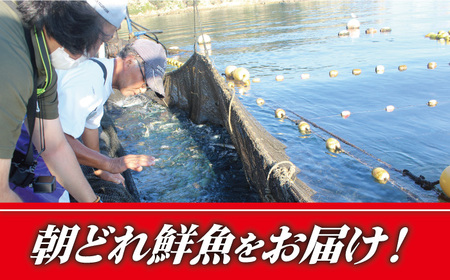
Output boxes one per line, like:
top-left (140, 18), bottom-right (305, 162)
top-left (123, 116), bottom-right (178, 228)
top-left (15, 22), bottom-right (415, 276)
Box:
top-left (23, 27), bottom-right (38, 166)
top-left (89, 58), bottom-right (107, 85)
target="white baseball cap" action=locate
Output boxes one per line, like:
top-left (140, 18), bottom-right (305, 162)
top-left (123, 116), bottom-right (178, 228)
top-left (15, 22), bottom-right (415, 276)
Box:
top-left (87, 0), bottom-right (128, 28)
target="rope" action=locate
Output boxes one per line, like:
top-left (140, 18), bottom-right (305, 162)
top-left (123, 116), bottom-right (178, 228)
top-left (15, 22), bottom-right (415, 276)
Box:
top-left (193, 0), bottom-right (210, 58)
top-left (309, 103), bottom-right (439, 120)
top-left (228, 87), bottom-right (236, 134)
top-left (265, 161), bottom-right (297, 201)
top-left (282, 105), bottom-right (402, 173)
top-left (266, 101), bottom-right (441, 196)
top-left (266, 161), bottom-right (297, 183)
top-left (402, 170), bottom-right (441, 192)
top-left (287, 117), bottom-right (422, 200)
top-left (193, 0), bottom-right (197, 53)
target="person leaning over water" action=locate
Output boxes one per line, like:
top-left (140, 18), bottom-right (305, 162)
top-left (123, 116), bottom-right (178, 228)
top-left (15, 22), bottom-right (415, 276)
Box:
top-left (0, 1), bottom-right (127, 202)
top-left (55, 39), bottom-right (165, 188)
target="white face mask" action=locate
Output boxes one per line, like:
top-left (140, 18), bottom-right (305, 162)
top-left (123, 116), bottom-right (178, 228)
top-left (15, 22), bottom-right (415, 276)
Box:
top-left (50, 47), bottom-right (87, 70)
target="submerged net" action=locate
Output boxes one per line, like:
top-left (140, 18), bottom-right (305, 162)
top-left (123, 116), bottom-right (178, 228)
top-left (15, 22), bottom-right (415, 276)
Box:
top-left (147, 52), bottom-right (316, 202)
top-left (81, 112), bottom-right (140, 203)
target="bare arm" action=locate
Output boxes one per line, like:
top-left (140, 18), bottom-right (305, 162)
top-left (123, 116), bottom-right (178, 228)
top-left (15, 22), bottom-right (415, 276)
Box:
top-left (81, 127), bottom-right (101, 153)
top-left (81, 127), bottom-right (125, 186)
top-left (65, 128), bottom-right (110, 170)
top-left (32, 118), bottom-right (97, 203)
top-left (65, 128), bottom-right (156, 174)
top-left (0, 159), bottom-right (22, 202)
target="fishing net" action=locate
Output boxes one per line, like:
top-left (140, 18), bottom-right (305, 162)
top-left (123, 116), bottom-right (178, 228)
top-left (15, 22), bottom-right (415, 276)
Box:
top-left (78, 112), bottom-right (141, 203)
top-left (147, 52), bottom-right (316, 202)
top-left (70, 2), bottom-right (315, 202)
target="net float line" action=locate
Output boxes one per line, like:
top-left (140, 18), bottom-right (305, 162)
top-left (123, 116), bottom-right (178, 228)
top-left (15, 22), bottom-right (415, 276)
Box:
top-left (267, 104), bottom-right (424, 201)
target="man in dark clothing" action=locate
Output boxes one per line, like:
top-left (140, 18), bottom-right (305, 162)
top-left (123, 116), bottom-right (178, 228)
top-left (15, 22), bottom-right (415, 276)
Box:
top-left (0, 1), bottom-right (127, 202)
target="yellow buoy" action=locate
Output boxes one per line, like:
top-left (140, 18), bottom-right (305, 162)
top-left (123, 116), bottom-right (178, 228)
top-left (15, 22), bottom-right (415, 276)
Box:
top-left (238, 87), bottom-right (249, 94)
top-left (167, 58), bottom-right (183, 67)
top-left (372, 167), bottom-right (390, 184)
top-left (352, 69), bottom-right (362, 75)
top-left (256, 98), bottom-right (265, 106)
top-left (341, 110), bottom-right (351, 119)
top-left (375, 65), bottom-right (385, 74)
top-left (326, 138), bottom-right (341, 153)
top-left (437, 32), bottom-right (449, 39)
top-left (380, 27), bottom-right (392, 33)
top-left (275, 108), bottom-right (286, 119)
top-left (225, 65), bottom-right (237, 78)
top-left (233, 67), bottom-right (250, 82)
top-left (197, 34), bottom-right (211, 44)
top-left (252, 78), bottom-right (261, 83)
top-left (398, 65), bottom-right (407, 71)
top-left (365, 28), bottom-right (377, 34)
top-left (275, 75), bottom-right (284, 81)
top-left (440, 166), bottom-right (450, 197)
top-left (428, 99), bottom-right (438, 107)
top-left (425, 32), bottom-right (435, 38)
top-left (338, 30), bottom-right (350, 37)
top-left (427, 62), bottom-right (437, 69)
top-left (329, 70), bottom-right (338, 78)
top-left (301, 73), bottom-right (310, 79)
top-left (227, 81), bottom-right (235, 88)
top-left (298, 121), bottom-right (311, 134)
top-left (385, 105), bottom-right (395, 112)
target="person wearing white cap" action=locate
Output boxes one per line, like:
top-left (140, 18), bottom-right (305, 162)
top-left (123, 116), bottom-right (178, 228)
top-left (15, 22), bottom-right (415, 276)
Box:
top-left (87, 0), bottom-right (128, 29)
top-left (87, 0), bottom-right (129, 57)
top-left (0, 1), bottom-right (127, 202)
top-left (51, 39), bottom-right (166, 191)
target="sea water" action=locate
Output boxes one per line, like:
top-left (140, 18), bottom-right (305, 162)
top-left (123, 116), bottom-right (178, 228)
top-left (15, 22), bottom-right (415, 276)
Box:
top-left (116, 0), bottom-right (450, 202)
top-left (109, 98), bottom-right (261, 202)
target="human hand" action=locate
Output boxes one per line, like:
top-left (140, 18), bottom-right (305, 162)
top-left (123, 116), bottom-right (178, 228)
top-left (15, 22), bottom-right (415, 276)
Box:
top-left (93, 169), bottom-right (126, 187)
top-left (107, 154), bottom-right (156, 174)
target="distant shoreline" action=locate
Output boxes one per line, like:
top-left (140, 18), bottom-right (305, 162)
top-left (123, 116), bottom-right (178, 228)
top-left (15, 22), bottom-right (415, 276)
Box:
top-left (128, 0), bottom-right (304, 17)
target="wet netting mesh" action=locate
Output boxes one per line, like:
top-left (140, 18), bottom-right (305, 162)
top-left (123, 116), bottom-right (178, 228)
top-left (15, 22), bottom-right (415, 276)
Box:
top-left (149, 52), bottom-right (316, 202)
top-left (78, 112), bottom-right (140, 203)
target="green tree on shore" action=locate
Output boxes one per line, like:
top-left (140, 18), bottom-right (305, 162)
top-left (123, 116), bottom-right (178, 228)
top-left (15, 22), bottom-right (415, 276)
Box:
top-left (127, 0), bottom-right (269, 15)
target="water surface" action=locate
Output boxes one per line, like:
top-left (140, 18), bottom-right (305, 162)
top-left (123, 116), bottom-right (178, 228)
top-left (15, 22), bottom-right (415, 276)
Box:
top-left (117, 0), bottom-right (450, 202)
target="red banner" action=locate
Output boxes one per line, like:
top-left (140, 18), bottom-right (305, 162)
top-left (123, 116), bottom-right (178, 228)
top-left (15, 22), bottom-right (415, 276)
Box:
top-left (1, 203), bottom-right (448, 279)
